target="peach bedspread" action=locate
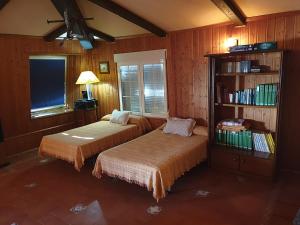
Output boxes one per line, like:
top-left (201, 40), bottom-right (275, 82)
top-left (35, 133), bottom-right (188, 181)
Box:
top-left (93, 129), bottom-right (208, 201)
top-left (39, 117), bottom-right (151, 171)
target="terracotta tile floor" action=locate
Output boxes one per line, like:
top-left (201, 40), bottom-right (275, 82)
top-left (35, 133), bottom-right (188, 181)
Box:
top-left (0, 150), bottom-right (299, 225)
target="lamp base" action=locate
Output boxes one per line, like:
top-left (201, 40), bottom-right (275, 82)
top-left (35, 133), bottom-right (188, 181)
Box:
top-left (85, 84), bottom-right (92, 100)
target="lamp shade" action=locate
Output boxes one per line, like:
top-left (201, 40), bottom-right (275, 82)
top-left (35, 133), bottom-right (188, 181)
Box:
top-left (76, 71), bottom-right (100, 85)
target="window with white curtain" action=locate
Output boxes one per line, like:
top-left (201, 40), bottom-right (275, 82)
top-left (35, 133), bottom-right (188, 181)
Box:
top-left (114, 50), bottom-right (168, 117)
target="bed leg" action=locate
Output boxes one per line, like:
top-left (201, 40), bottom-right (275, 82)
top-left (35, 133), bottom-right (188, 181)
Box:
top-left (167, 188), bottom-right (172, 193)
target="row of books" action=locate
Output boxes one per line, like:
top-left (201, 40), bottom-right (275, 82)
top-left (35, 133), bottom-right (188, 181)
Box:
top-left (215, 129), bottom-right (275, 153)
top-left (220, 61), bottom-right (251, 73)
top-left (215, 129), bottom-right (253, 150)
top-left (227, 89), bottom-right (256, 105)
top-left (220, 61), bottom-right (271, 74)
top-left (256, 84), bottom-right (278, 106)
top-left (253, 132), bottom-right (275, 153)
top-left (219, 83), bottom-right (278, 106)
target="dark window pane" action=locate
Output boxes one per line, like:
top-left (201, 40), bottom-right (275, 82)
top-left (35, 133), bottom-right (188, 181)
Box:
top-left (30, 58), bottom-right (65, 110)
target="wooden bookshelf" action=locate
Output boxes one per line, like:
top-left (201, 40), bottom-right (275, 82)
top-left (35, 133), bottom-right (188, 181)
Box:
top-left (206, 50), bottom-right (285, 179)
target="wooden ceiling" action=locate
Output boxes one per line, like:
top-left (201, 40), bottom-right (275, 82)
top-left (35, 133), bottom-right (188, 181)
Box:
top-left (0, 0), bottom-right (299, 38)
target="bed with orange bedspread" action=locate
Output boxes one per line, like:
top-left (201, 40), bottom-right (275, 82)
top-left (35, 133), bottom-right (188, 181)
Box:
top-left (93, 128), bottom-right (208, 201)
top-left (39, 115), bottom-right (151, 171)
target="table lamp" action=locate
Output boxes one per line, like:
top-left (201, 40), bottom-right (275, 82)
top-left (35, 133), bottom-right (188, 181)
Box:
top-left (76, 71), bottom-right (99, 100)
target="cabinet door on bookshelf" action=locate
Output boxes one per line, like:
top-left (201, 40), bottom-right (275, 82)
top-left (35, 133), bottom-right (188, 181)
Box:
top-left (211, 150), bottom-right (239, 170)
top-left (239, 156), bottom-right (274, 177)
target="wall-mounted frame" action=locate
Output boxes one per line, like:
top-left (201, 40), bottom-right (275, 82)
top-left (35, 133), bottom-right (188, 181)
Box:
top-left (99, 61), bottom-right (110, 74)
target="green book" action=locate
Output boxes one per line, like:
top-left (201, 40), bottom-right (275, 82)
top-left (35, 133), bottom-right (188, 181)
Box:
top-left (264, 84), bottom-right (270, 106)
top-left (247, 131), bottom-right (253, 150)
top-left (272, 84), bottom-right (278, 106)
top-left (216, 129), bottom-right (221, 144)
top-left (255, 85), bottom-right (260, 105)
top-left (232, 132), bottom-right (236, 147)
top-left (238, 131), bottom-right (243, 149)
top-left (234, 132), bottom-right (239, 148)
top-left (259, 84), bottom-right (265, 105)
top-left (229, 131), bottom-right (233, 147)
top-left (241, 131), bottom-right (246, 149)
top-left (226, 130), bottom-right (230, 146)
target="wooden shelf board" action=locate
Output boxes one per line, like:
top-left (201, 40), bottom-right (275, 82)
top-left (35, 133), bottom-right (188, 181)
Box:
top-left (215, 103), bottom-right (277, 109)
top-left (216, 71), bottom-right (279, 77)
top-left (212, 144), bottom-right (275, 160)
top-left (205, 49), bottom-right (285, 57)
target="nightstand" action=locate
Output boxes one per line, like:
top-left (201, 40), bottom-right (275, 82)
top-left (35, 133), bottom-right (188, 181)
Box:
top-left (74, 99), bottom-right (98, 126)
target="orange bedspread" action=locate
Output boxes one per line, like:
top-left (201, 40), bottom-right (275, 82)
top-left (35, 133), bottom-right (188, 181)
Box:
top-left (39, 116), bottom-right (151, 171)
top-left (93, 129), bottom-right (207, 201)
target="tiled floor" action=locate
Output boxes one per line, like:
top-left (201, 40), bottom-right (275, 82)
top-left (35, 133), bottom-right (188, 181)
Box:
top-left (0, 150), bottom-right (299, 225)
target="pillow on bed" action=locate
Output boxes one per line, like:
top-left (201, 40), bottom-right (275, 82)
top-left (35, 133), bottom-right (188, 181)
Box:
top-left (101, 114), bottom-right (112, 121)
top-left (163, 117), bottom-right (196, 137)
top-left (110, 110), bottom-right (130, 125)
top-left (193, 126), bottom-right (208, 136)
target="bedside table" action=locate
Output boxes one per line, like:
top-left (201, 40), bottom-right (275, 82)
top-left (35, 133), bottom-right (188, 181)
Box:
top-left (74, 99), bottom-right (98, 126)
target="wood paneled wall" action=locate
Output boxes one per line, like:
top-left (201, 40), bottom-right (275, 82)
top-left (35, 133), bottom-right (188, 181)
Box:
top-left (0, 11), bottom-right (299, 171)
top-left (83, 11), bottom-right (300, 171)
top-left (0, 35), bottom-right (83, 156)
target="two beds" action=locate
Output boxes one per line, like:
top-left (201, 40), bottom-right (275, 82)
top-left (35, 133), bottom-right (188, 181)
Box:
top-left (39, 115), bottom-right (151, 171)
top-left (39, 113), bottom-right (208, 201)
top-left (93, 127), bottom-right (208, 201)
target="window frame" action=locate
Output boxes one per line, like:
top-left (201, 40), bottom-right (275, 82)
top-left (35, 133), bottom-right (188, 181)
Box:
top-left (116, 50), bottom-right (168, 118)
top-left (29, 55), bottom-right (67, 113)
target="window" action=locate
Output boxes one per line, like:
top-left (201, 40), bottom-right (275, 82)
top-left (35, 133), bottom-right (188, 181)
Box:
top-left (114, 50), bottom-right (167, 117)
top-left (29, 56), bottom-right (66, 115)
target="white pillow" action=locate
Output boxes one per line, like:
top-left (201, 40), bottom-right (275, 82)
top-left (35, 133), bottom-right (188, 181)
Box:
top-left (163, 117), bottom-right (196, 137)
top-left (110, 110), bottom-right (130, 125)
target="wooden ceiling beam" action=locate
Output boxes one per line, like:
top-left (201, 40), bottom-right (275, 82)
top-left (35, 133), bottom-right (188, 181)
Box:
top-left (211, 0), bottom-right (246, 26)
top-left (88, 0), bottom-right (166, 37)
top-left (0, 0), bottom-right (9, 10)
top-left (44, 24), bottom-right (67, 42)
top-left (88, 26), bottom-right (115, 42)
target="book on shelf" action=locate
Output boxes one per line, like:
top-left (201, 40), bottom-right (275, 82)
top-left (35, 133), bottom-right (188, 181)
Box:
top-left (218, 83), bottom-right (278, 106)
top-left (215, 129), bottom-right (253, 150)
top-left (216, 82), bottom-right (222, 104)
top-left (220, 61), bottom-right (252, 74)
top-left (252, 132), bottom-right (275, 153)
top-left (217, 119), bottom-right (250, 131)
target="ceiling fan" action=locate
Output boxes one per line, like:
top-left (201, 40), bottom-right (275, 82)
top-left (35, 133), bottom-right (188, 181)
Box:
top-left (47, 9), bottom-right (94, 45)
